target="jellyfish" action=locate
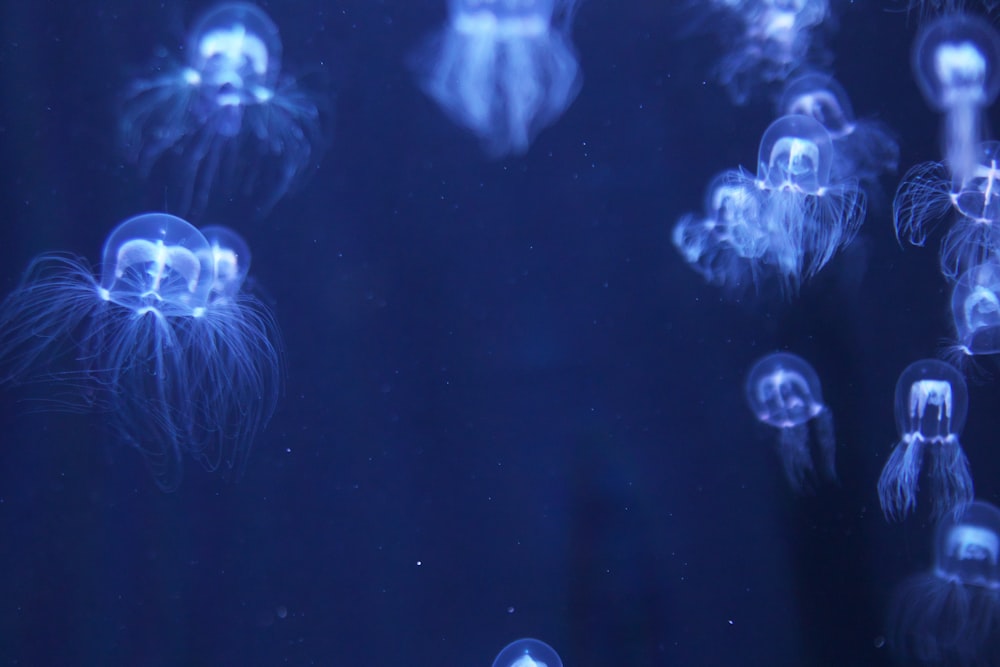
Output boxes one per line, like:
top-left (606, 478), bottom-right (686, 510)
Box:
top-left (878, 359), bottom-right (973, 522)
top-left (889, 500), bottom-right (1000, 666)
top-left (121, 2), bottom-right (323, 217)
top-left (911, 12), bottom-right (1000, 186)
top-left (710, 0), bottom-right (831, 105)
top-left (950, 261), bottom-right (1000, 362)
top-left (411, 0), bottom-right (582, 157)
top-left (745, 351), bottom-right (837, 492)
top-left (492, 638), bottom-right (563, 667)
top-left (778, 72), bottom-right (899, 188)
top-left (672, 170), bottom-right (771, 294)
top-left (895, 141), bottom-right (1000, 281)
top-left (0, 213), bottom-right (281, 490)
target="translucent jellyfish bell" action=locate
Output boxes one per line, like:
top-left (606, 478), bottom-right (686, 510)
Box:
top-left (188, 2), bottom-right (282, 99)
top-left (199, 225), bottom-right (252, 301)
top-left (889, 500), bottom-right (1000, 666)
top-left (745, 351), bottom-right (837, 492)
top-left (451, 0), bottom-right (555, 36)
top-left (757, 114), bottom-right (834, 194)
top-left (780, 72), bottom-right (856, 140)
top-left (491, 638), bottom-right (563, 667)
top-left (878, 359), bottom-right (973, 521)
top-left (952, 261), bottom-right (1000, 356)
top-left (99, 213), bottom-right (214, 316)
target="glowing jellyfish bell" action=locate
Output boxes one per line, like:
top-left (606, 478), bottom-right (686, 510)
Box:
top-left (491, 638), bottom-right (563, 667)
top-left (952, 261), bottom-right (1000, 356)
top-left (99, 213), bottom-right (215, 316)
top-left (937, 501), bottom-right (1000, 586)
top-left (912, 13), bottom-right (1000, 114)
top-left (199, 225), bottom-right (252, 300)
top-left (188, 2), bottom-right (283, 100)
top-left (780, 72), bottom-right (857, 140)
top-left (757, 114), bottom-right (834, 194)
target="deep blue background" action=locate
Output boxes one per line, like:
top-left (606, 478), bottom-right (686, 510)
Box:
top-left (2, 1), bottom-right (998, 666)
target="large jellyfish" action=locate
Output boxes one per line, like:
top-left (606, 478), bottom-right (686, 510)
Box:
top-left (895, 141), bottom-right (1000, 281)
top-left (745, 351), bottom-right (837, 492)
top-left (0, 213), bottom-right (281, 490)
top-left (778, 72), bottom-right (899, 188)
top-left (121, 2), bottom-right (323, 216)
top-left (889, 500), bottom-right (1000, 666)
top-left (412, 0), bottom-right (582, 157)
top-left (877, 359), bottom-right (973, 522)
top-left (911, 12), bottom-right (1000, 186)
top-left (492, 638), bottom-right (563, 667)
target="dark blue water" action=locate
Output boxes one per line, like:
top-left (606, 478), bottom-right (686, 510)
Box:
top-left (0, 1), bottom-right (991, 666)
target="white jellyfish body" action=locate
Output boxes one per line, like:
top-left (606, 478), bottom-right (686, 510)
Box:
top-left (0, 213), bottom-right (281, 490)
top-left (779, 72), bottom-right (899, 187)
top-left (878, 359), bottom-right (973, 522)
top-left (121, 2), bottom-right (323, 216)
top-left (889, 500), bottom-right (1000, 665)
top-left (895, 141), bottom-right (1000, 281)
top-left (413, 0), bottom-right (582, 156)
top-left (492, 638), bottom-right (563, 667)
top-left (745, 351), bottom-right (837, 492)
top-left (911, 13), bottom-right (1000, 186)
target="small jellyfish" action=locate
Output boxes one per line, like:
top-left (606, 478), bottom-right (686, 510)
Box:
top-left (778, 72), bottom-right (899, 188)
top-left (0, 213), bottom-right (281, 490)
top-left (889, 500), bottom-right (1000, 666)
top-left (748, 114), bottom-right (866, 291)
top-left (950, 261), bottom-right (1000, 361)
top-left (895, 141), bottom-right (1000, 281)
top-left (911, 12), bottom-right (1000, 186)
top-left (121, 2), bottom-right (323, 216)
top-left (412, 0), bottom-right (582, 157)
top-left (710, 0), bottom-right (831, 105)
top-left (745, 352), bottom-right (837, 492)
top-left (672, 170), bottom-right (771, 294)
top-left (492, 638), bottom-right (562, 667)
top-left (877, 359), bottom-right (973, 522)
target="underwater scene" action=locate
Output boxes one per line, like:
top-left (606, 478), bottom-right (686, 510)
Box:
top-left (5, 0), bottom-right (1000, 665)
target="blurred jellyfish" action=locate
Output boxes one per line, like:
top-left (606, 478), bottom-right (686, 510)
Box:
top-left (672, 170), bottom-right (771, 294)
top-left (889, 500), bottom-right (1000, 666)
top-left (911, 12), bottom-right (1000, 186)
top-left (895, 141), bottom-right (1000, 281)
top-left (878, 359), bottom-right (973, 522)
top-left (412, 0), bottom-right (582, 156)
top-left (492, 638), bottom-right (563, 667)
top-left (0, 213), bottom-right (281, 490)
top-left (711, 0), bottom-right (831, 104)
top-left (779, 72), bottom-right (899, 188)
top-left (951, 261), bottom-right (1000, 363)
top-left (121, 2), bottom-right (324, 216)
top-left (745, 352), bottom-right (837, 492)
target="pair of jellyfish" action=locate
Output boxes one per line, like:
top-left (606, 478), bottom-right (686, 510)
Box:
top-left (0, 213), bottom-right (282, 491)
top-left (706, 0), bottom-right (831, 104)
top-left (492, 638), bottom-right (561, 667)
top-left (877, 359), bottom-right (973, 522)
top-left (745, 352), bottom-right (837, 492)
top-left (411, 0), bottom-right (583, 157)
top-left (122, 2), bottom-right (323, 217)
top-left (889, 500), bottom-right (1000, 666)
top-left (777, 72), bottom-right (899, 190)
top-left (673, 113), bottom-right (866, 296)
